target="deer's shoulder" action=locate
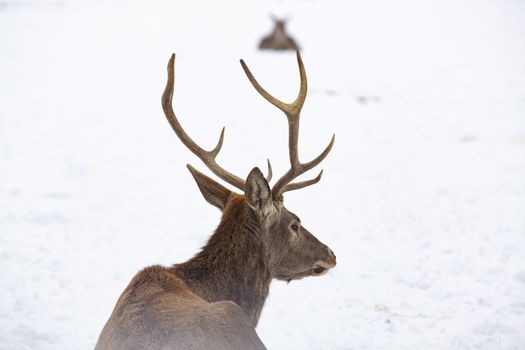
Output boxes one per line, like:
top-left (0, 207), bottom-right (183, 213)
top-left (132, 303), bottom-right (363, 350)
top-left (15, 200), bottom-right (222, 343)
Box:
top-left (100, 266), bottom-right (265, 350)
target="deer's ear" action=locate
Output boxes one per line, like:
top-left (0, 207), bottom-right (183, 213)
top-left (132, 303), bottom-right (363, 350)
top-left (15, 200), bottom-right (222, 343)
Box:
top-left (187, 164), bottom-right (232, 211)
top-left (245, 167), bottom-right (273, 213)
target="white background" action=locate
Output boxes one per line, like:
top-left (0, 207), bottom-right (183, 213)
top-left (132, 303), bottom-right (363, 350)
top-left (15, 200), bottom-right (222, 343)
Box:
top-left (1, 0), bottom-right (524, 349)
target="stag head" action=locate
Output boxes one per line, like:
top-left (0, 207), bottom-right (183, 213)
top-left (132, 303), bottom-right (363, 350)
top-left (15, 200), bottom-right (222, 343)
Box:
top-left (161, 51), bottom-right (336, 281)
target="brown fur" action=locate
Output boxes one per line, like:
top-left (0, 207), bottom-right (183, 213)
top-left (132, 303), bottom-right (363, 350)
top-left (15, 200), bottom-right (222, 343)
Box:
top-left (174, 194), bottom-right (271, 325)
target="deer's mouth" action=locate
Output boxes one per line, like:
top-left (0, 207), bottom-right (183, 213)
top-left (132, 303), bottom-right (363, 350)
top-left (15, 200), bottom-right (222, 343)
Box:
top-left (277, 260), bottom-right (336, 282)
top-left (313, 266), bottom-right (327, 275)
top-left (311, 260), bottom-right (336, 276)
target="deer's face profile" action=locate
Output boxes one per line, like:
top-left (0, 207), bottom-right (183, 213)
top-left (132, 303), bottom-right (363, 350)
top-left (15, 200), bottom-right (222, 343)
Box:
top-left (267, 205), bottom-right (336, 281)
top-left (241, 168), bottom-right (336, 282)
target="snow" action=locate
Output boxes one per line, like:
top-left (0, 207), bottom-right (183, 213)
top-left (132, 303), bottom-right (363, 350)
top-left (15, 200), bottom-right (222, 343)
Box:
top-left (1, 0), bottom-right (524, 349)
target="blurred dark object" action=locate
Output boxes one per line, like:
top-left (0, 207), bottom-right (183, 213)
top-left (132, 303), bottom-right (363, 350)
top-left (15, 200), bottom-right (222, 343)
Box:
top-left (259, 16), bottom-right (300, 51)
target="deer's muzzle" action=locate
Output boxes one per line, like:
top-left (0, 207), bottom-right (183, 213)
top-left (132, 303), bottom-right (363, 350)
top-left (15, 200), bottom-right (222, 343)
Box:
top-left (312, 248), bottom-right (336, 275)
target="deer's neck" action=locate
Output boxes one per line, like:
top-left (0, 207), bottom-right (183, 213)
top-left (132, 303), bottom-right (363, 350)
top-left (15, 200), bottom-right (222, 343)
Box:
top-left (173, 195), bottom-right (271, 326)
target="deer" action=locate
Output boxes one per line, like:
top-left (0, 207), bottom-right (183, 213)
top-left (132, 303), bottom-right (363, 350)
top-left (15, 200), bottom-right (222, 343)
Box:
top-left (259, 17), bottom-right (300, 51)
top-left (94, 50), bottom-right (336, 350)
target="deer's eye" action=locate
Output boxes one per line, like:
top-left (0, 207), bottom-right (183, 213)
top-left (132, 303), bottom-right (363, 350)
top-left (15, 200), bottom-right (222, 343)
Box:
top-left (291, 223), bottom-right (300, 232)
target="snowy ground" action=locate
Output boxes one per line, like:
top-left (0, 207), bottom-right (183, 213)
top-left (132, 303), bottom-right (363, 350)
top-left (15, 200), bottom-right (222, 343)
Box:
top-left (1, 0), bottom-right (525, 349)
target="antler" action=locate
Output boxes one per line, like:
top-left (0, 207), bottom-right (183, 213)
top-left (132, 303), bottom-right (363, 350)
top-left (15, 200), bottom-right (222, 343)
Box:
top-left (162, 54), bottom-right (273, 191)
top-left (240, 50), bottom-right (335, 199)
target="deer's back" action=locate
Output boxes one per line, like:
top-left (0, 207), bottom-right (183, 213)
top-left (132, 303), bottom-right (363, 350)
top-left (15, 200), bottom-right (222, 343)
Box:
top-left (95, 265), bottom-right (266, 350)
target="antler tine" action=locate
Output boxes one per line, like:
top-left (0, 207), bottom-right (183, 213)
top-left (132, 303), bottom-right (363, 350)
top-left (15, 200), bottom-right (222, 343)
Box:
top-left (265, 159), bottom-right (273, 182)
top-left (240, 50), bottom-right (334, 199)
top-left (271, 133), bottom-right (335, 198)
top-left (161, 53), bottom-right (246, 191)
top-left (282, 170), bottom-right (323, 193)
top-left (292, 50), bottom-right (308, 115)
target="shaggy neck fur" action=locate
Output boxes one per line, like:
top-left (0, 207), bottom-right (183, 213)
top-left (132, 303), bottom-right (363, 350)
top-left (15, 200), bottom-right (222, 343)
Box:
top-left (172, 194), bottom-right (272, 326)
